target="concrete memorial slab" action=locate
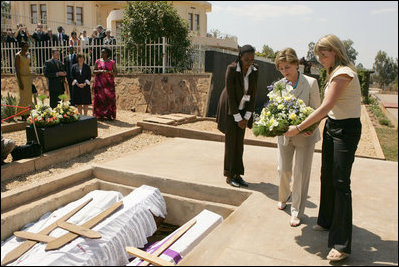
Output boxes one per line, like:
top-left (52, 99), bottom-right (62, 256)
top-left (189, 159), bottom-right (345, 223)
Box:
top-left (101, 138), bottom-right (398, 266)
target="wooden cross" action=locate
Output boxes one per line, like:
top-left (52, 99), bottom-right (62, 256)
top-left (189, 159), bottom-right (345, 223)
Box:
top-left (1, 198), bottom-right (123, 265)
top-left (126, 218), bottom-right (197, 266)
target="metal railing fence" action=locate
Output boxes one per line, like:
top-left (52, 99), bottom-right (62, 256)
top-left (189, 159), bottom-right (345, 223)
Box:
top-left (1, 37), bottom-right (205, 74)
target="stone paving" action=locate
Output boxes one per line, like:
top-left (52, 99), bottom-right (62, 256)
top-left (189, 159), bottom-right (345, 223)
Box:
top-left (102, 137), bottom-right (398, 266)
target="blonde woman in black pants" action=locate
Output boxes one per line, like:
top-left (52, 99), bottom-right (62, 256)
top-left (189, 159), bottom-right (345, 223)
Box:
top-left (284, 34), bottom-right (362, 262)
top-left (216, 45), bottom-right (258, 188)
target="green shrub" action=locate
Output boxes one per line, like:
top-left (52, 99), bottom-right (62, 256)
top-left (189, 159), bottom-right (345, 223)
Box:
top-left (1, 93), bottom-right (18, 122)
top-left (379, 118), bottom-right (393, 127)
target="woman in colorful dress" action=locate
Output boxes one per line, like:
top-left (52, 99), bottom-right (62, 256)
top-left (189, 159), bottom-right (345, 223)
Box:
top-left (92, 47), bottom-right (117, 120)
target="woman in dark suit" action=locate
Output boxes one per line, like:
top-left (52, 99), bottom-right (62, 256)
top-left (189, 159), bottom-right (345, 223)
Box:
top-left (71, 54), bottom-right (92, 116)
top-left (216, 45), bottom-right (258, 188)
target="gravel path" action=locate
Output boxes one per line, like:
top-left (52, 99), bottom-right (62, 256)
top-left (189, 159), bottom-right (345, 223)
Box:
top-left (1, 110), bottom-right (169, 192)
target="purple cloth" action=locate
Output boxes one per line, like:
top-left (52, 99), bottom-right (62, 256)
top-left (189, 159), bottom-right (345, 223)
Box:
top-left (135, 232), bottom-right (183, 265)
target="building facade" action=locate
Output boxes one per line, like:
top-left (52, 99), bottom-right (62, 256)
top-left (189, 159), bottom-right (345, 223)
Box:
top-left (6, 1), bottom-right (238, 50)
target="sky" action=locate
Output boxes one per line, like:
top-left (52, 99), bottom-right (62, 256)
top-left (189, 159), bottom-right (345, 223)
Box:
top-left (207, 1), bottom-right (398, 69)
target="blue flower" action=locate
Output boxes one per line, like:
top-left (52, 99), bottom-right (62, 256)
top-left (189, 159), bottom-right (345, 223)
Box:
top-left (267, 85), bottom-right (274, 91)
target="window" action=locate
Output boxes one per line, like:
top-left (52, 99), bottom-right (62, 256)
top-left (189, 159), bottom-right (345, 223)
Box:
top-left (31, 4), bottom-right (37, 24)
top-left (67, 6), bottom-right (74, 24)
top-left (76, 7), bottom-right (83, 25)
top-left (188, 13), bottom-right (193, 31)
top-left (40, 4), bottom-right (47, 24)
top-left (195, 14), bottom-right (200, 31)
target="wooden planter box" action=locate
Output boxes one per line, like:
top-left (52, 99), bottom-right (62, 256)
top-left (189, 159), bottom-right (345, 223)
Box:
top-left (26, 115), bottom-right (98, 152)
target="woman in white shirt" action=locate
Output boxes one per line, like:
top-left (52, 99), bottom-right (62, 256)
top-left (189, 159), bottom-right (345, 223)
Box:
top-left (274, 48), bottom-right (321, 227)
top-left (284, 34), bottom-right (362, 262)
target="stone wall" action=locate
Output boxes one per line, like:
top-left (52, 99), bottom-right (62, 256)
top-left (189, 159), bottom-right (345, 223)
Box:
top-left (1, 73), bottom-right (212, 116)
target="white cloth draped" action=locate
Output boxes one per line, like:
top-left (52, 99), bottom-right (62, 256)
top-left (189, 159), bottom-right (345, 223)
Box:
top-left (1, 185), bottom-right (167, 266)
top-left (127, 209), bottom-right (223, 266)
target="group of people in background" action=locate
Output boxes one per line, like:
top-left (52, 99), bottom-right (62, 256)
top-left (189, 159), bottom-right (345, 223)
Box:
top-left (12, 22), bottom-right (118, 121)
top-left (217, 34), bottom-right (362, 262)
top-left (3, 23), bottom-right (117, 74)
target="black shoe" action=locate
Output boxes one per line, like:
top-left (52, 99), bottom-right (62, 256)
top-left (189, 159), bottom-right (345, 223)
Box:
top-left (226, 177), bottom-right (240, 187)
top-left (235, 175), bottom-right (249, 187)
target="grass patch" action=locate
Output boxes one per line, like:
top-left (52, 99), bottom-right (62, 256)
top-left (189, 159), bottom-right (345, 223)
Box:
top-left (375, 127), bottom-right (398, 161)
top-left (366, 96), bottom-right (397, 161)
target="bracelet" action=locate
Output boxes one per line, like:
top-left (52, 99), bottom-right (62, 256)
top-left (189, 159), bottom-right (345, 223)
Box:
top-left (296, 125), bottom-right (302, 132)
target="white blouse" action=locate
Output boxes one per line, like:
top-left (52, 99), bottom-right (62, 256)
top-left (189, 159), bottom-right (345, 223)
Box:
top-left (325, 66), bottom-right (361, 120)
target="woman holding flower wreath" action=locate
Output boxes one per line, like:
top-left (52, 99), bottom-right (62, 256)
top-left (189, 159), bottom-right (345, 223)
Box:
top-left (284, 34), bottom-right (362, 262)
top-left (216, 45), bottom-right (258, 188)
top-left (274, 48), bottom-right (321, 227)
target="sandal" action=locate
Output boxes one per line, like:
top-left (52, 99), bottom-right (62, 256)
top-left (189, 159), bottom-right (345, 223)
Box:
top-left (290, 216), bottom-right (301, 227)
top-left (326, 248), bottom-right (349, 261)
top-left (277, 202), bottom-right (287, 210)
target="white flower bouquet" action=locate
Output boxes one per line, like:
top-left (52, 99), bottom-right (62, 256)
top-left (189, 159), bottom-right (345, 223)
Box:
top-left (253, 80), bottom-right (317, 137)
top-left (53, 94), bottom-right (80, 124)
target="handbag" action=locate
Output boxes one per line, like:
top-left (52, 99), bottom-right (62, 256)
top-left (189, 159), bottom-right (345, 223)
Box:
top-left (11, 141), bottom-right (42, 161)
top-left (11, 110), bottom-right (43, 161)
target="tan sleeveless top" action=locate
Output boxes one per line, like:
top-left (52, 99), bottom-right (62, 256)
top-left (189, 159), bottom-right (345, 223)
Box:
top-left (325, 66), bottom-right (361, 119)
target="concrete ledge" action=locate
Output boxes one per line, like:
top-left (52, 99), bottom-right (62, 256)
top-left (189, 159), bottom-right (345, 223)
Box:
top-left (92, 165), bottom-right (251, 207)
top-left (97, 180), bottom-right (236, 225)
top-left (1, 126), bottom-right (142, 182)
top-left (138, 121), bottom-right (278, 148)
top-left (1, 122), bottom-right (27, 133)
top-left (139, 120), bottom-right (388, 161)
top-left (361, 105), bottom-right (386, 159)
top-left (1, 178), bottom-right (100, 241)
top-left (1, 165), bottom-right (94, 213)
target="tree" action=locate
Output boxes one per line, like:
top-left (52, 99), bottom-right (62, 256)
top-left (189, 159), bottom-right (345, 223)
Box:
top-left (356, 63), bottom-right (365, 70)
top-left (121, 1), bottom-right (192, 73)
top-left (372, 50), bottom-right (397, 88)
top-left (306, 39), bottom-right (358, 65)
top-left (306, 42), bottom-right (316, 62)
top-left (342, 39), bottom-right (358, 64)
top-left (256, 44), bottom-right (277, 61)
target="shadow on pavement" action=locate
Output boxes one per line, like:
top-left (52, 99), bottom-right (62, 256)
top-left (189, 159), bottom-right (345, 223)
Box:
top-left (296, 217), bottom-right (398, 266)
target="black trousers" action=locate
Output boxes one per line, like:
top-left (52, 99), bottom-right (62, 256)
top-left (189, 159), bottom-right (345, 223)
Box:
top-left (224, 112), bottom-right (246, 177)
top-left (317, 117), bottom-right (362, 254)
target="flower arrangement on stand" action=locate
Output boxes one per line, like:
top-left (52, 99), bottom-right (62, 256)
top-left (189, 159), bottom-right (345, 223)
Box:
top-left (253, 79), bottom-right (317, 137)
top-left (27, 95), bottom-right (60, 127)
top-left (53, 94), bottom-right (80, 124)
top-left (27, 94), bottom-right (80, 127)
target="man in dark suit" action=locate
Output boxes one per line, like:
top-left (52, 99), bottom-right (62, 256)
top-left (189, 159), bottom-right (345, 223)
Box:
top-left (32, 23), bottom-right (47, 73)
top-left (56, 26), bottom-right (69, 45)
top-left (44, 28), bottom-right (57, 61)
top-left (64, 47), bottom-right (78, 105)
top-left (43, 49), bottom-right (67, 108)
